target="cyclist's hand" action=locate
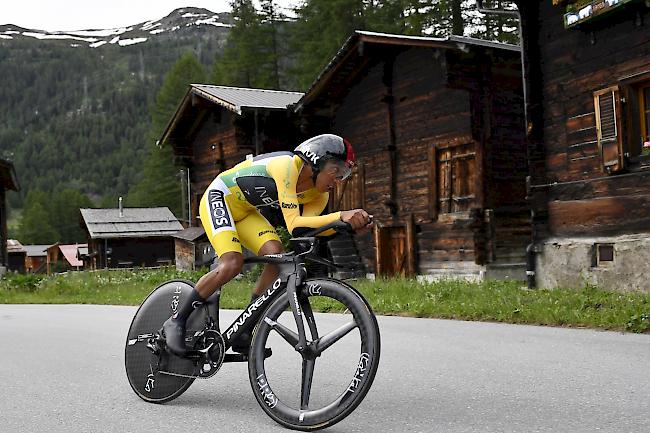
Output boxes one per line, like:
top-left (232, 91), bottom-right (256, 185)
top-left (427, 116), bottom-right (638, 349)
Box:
top-left (340, 209), bottom-right (373, 232)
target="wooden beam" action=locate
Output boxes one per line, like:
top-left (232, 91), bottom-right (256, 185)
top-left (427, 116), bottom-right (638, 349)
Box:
top-left (405, 213), bottom-right (416, 276)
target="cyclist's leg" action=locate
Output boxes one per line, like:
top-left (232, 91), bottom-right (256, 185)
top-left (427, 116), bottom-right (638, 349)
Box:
top-left (164, 180), bottom-right (243, 355)
top-left (236, 211), bottom-right (283, 297)
top-left (197, 176), bottom-right (245, 298)
top-left (255, 240), bottom-right (284, 296)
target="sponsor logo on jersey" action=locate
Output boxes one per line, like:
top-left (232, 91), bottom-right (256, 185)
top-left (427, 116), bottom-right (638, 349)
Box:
top-left (281, 202), bottom-right (298, 209)
top-left (232, 237), bottom-right (240, 243)
top-left (258, 229), bottom-right (276, 237)
top-left (255, 186), bottom-right (279, 209)
top-left (209, 190), bottom-right (232, 229)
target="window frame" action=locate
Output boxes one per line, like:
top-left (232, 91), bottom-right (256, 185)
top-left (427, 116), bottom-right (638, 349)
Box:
top-left (428, 137), bottom-right (478, 220)
top-left (593, 72), bottom-right (650, 173)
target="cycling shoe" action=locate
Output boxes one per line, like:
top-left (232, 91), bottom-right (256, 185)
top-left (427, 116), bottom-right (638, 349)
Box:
top-left (162, 317), bottom-right (188, 356)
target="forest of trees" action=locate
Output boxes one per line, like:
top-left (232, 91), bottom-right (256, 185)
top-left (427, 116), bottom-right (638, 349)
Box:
top-left (3, 0), bottom-right (518, 244)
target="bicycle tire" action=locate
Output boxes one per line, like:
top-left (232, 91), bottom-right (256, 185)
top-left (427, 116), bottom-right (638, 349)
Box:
top-left (124, 279), bottom-right (206, 403)
top-left (248, 278), bottom-right (380, 431)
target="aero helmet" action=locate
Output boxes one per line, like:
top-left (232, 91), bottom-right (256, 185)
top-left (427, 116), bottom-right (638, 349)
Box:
top-left (294, 134), bottom-right (356, 181)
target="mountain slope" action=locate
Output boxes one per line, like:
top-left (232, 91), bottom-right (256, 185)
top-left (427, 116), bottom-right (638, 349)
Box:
top-left (0, 7), bottom-right (230, 208)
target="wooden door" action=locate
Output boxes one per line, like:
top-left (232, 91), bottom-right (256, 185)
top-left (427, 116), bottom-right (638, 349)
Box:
top-left (375, 226), bottom-right (406, 276)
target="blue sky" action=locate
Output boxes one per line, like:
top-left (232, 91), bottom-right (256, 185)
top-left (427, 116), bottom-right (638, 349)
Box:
top-left (1, 1), bottom-right (298, 31)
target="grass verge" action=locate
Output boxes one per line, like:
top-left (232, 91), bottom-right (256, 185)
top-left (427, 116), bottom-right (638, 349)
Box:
top-left (1, 269), bottom-right (648, 333)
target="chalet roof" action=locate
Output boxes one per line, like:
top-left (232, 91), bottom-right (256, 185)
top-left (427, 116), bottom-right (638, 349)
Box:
top-left (58, 244), bottom-right (85, 267)
top-left (172, 226), bottom-right (207, 242)
top-left (23, 245), bottom-right (50, 257)
top-left (7, 239), bottom-right (25, 254)
top-left (0, 159), bottom-right (19, 191)
top-left (191, 85), bottom-right (304, 115)
top-left (295, 30), bottom-right (520, 111)
top-left (159, 84), bottom-right (303, 148)
top-left (77, 245), bottom-right (89, 259)
top-left (80, 207), bottom-right (183, 239)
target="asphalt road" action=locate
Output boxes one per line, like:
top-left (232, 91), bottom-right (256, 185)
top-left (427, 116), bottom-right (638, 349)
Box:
top-left (1, 304), bottom-right (648, 433)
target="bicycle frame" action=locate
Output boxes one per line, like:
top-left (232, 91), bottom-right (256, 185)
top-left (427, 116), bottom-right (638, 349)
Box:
top-left (214, 235), bottom-right (320, 354)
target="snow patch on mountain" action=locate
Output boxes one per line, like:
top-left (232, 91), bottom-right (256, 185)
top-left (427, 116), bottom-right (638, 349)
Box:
top-left (66, 27), bottom-right (133, 37)
top-left (141, 21), bottom-right (161, 31)
top-left (21, 32), bottom-right (99, 42)
top-left (0, 7), bottom-right (232, 48)
top-left (118, 37), bottom-right (147, 46)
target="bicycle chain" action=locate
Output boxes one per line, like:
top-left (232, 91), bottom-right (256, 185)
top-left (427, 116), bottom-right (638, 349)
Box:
top-left (158, 369), bottom-right (203, 380)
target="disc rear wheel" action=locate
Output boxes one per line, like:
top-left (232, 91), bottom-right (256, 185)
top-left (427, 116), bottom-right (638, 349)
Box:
top-left (124, 280), bottom-right (209, 403)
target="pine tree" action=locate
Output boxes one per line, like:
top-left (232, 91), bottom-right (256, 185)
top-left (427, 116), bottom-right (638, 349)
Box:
top-left (17, 190), bottom-right (60, 244)
top-left (51, 189), bottom-right (94, 243)
top-left (289, 0), bottom-right (366, 90)
top-left (212, 0), bottom-right (264, 87)
top-left (128, 52), bottom-right (206, 217)
top-left (258, 0), bottom-right (283, 89)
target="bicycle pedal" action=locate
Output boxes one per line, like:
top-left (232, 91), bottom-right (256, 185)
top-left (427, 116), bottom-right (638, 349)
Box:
top-left (224, 352), bottom-right (248, 363)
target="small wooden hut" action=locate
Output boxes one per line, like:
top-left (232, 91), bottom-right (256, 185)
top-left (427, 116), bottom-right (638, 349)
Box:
top-left (173, 226), bottom-right (214, 271)
top-left (80, 207), bottom-right (183, 269)
top-left (6, 239), bottom-right (26, 273)
top-left (24, 245), bottom-right (49, 273)
top-left (45, 243), bottom-right (85, 275)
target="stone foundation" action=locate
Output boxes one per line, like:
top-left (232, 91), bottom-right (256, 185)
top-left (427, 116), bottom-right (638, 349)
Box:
top-left (535, 233), bottom-right (650, 292)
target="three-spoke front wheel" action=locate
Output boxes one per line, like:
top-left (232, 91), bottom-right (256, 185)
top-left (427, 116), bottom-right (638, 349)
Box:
top-left (248, 278), bottom-right (380, 431)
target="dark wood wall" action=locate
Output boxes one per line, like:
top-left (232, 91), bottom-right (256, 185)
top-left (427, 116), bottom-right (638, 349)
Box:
top-left (87, 237), bottom-right (175, 268)
top-left (525, 1), bottom-right (650, 237)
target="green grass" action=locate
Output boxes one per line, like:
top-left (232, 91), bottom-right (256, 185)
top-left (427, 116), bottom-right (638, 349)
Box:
top-left (1, 269), bottom-right (649, 333)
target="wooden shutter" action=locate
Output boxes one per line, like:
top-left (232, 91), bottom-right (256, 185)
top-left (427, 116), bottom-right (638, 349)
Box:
top-left (594, 86), bottom-right (624, 173)
top-left (431, 141), bottom-right (476, 216)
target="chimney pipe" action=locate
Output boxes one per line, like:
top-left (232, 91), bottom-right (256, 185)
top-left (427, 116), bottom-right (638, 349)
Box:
top-left (119, 196), bottom-right (123, 217)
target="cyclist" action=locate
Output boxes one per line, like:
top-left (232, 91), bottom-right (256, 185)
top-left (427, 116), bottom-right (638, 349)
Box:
top-left (163, 134), bottom-right (373, 355)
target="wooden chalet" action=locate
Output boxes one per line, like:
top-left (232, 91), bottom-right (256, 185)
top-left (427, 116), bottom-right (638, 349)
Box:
top-left (512, 0), bottom-right (650, 291)
top-left (6, 239), bottom-right (26, 273)
top-left (45, 243), bottom-right (85, 275)
top-left (0, 159), bottom-right (19, 277)
top-left (296, 31), bottom-right (528, 279)
top-left (172, 226), bottom-right (214, 271)
top-left (80, 206), bottom-right (183, 269)
top-left (159, 85), bottom-right (303, 225)
top-left (24, 245), bottom-right (50, 273)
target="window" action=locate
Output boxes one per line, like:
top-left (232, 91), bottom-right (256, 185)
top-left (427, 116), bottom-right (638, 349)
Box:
top-left (428, 139), bottom-right (477, 219)
top-left (593, 86), bottom-right (623, 173)
top-left (594, 76), bottom-right (650, 173)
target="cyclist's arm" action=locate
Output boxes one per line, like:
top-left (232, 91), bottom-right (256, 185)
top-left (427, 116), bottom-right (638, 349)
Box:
top-left (267, 157), bottom-right (340, 236)
top-left (299, 192), bottom-right (337, 236)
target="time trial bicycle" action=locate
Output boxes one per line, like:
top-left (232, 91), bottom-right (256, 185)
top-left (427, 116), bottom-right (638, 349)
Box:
top-left (124, 220), bottom-right (381, 431)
